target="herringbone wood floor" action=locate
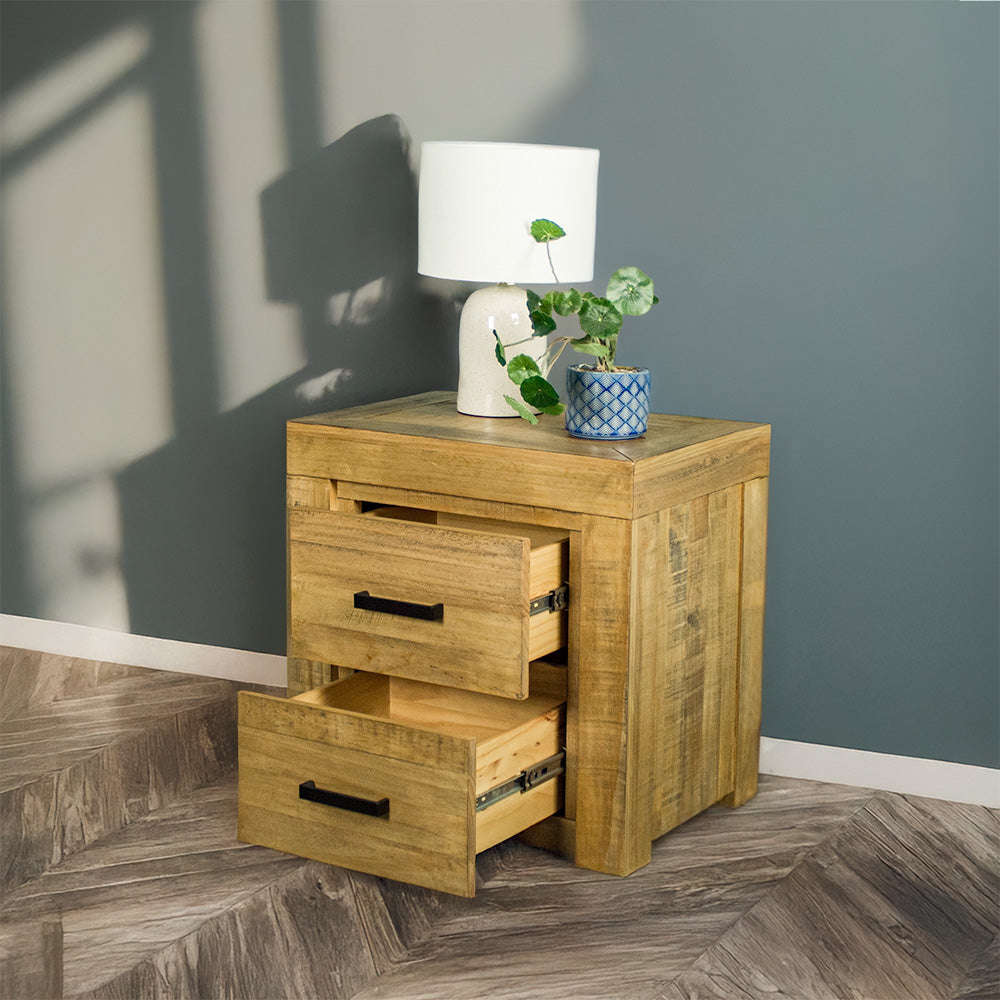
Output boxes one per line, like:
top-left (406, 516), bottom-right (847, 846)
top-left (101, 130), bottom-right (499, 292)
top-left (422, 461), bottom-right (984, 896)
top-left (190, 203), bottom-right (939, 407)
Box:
top-left (2, 645), bottom-right (997, 1000)
top-left (353, 776), bottom-right (999, 1000)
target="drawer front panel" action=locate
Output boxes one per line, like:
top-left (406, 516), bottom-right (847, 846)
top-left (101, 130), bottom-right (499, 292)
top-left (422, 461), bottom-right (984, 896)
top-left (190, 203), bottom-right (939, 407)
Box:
top-left (238, 665), bottom-right (567, 897)
top-left (288, 508), bottom-right (532, 698)
top-left (238, 691), bottom-right (477, 897)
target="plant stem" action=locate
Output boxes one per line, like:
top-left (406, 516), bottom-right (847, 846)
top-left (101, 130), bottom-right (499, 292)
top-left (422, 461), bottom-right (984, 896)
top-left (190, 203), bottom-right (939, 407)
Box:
top-left (545, 242), bottom-right (560, 284)
top-left (544, 337), bottom-right (574, 373)
top-left (503, 334), bottom-right (540, 349)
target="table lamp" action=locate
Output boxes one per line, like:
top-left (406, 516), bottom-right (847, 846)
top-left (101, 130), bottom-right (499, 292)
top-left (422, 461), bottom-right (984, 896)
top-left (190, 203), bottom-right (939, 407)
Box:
top-left (418, 141), bottom-right (599, 416)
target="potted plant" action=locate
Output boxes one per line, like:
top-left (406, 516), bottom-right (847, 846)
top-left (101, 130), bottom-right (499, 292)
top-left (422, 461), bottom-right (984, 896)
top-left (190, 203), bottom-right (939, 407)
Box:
top-left (494, 220), bottom-right (658, 440)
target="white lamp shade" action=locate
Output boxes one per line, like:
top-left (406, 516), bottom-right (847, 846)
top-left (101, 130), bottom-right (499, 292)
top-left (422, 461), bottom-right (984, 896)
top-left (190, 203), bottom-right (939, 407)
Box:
top-left (418, 141), bottom-right (599, 284)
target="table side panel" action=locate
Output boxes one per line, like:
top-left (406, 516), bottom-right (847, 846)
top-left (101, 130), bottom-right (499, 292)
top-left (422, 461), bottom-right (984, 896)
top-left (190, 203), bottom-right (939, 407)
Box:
top-left (632, 425), bottom-right (771, 518)
top-left (286, 476), bottom-right (336, 695)
top-left (723, 475), bottom-right (769, 808)
top-left (643, 485), bottom-right (743, 837)
top-left (572, 515), bottom-right (653, 877)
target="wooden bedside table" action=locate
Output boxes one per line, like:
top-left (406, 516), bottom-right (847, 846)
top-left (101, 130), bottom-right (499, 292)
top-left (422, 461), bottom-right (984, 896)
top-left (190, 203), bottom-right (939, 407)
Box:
top-left (238, 391), bottom-right (770, 896)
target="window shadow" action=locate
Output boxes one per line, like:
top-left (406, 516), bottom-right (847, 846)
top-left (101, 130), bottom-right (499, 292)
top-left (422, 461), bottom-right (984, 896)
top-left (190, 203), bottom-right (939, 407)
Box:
top-left (116, 114), bottom-right (455, 654)
top-left (1, 0), bottom-right (456, 651)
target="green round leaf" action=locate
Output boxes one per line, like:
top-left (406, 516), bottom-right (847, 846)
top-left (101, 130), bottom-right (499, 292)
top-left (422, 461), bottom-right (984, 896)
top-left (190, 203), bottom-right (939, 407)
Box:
top-left (606, 267), bottom-right (655, 316)
top-left (578, 297), bottom-right (623, 339)
top-left (519, 374), bottom-right (561, 410)
top-left (549, 289), bottom-right (582, 316)
top-left (529, 309), bottom-right (557, 337)
top-left (504, 394), bottom-right (539, 424)
top-left (506, 354), bottom-right (542, 386)
top-left (530, 219), bottom-right (566, 243)
top-left (571, 337), bottom-right (611, 360)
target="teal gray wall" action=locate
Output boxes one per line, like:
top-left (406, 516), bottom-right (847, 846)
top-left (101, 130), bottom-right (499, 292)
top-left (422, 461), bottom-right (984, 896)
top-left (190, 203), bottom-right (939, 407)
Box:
top-left (2, 1), bottom-right (996, 768)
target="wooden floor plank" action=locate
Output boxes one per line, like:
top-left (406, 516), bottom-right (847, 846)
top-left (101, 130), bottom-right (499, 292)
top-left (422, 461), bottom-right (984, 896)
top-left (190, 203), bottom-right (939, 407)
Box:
top-left (951, 932), bottom-right (1000, 1000)
top-left (0, 646), bottom-right (277, 893)
top-left (663, 792), bottom-right (999, 1000)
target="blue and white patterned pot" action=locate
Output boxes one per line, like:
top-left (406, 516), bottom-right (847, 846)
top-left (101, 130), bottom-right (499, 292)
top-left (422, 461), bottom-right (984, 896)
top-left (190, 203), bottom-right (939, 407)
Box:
top-left (565, 365), bottom-right (650, 440)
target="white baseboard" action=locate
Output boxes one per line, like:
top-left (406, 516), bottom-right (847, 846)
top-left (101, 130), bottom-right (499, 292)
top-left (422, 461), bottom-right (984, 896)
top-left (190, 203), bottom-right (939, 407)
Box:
top-left (3, 614), bottom-right (997, 807)
top-left (760, 737), bottom-right (999, 809)
top-left (0, 614), bottom-right (286, 687)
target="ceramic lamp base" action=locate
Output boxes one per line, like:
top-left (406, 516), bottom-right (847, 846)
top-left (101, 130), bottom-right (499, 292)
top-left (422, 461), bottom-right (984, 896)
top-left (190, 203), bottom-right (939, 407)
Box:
top-left (457, 284), bottom-right (546, 417)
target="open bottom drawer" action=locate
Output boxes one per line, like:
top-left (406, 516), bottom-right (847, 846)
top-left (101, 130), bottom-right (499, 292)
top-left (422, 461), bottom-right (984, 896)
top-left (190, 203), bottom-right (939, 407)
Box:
top-left (238, 660), bottom-right (566, 897)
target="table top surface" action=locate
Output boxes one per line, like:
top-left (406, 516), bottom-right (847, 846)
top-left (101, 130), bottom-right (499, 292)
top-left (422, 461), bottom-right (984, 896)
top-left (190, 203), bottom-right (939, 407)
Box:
top-left (290, 392), bottom-right (769, 466)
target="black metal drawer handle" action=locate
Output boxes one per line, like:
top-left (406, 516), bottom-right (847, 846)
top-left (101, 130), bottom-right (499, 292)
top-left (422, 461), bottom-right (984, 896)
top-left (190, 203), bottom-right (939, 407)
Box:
top-left (299, 780), bottom-right (389, 818)
top-left (353, 590), bottom-right (444, 621)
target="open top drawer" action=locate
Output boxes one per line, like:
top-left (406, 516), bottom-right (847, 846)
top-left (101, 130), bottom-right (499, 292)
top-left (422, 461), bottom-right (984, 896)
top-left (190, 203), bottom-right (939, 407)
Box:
top-left (238, 660), bottom-right (566, 897)
top-left (287, 506), bottom-right (569, 699)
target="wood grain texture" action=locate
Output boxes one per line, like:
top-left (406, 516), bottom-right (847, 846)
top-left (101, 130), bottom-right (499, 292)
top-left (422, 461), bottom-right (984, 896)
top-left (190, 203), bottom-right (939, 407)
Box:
top-left (289, 422), bottom-right (636, 518)
top-left (336, 480), bottom-right (588, 530)
top-left (434, 514), bottom-right (569, 659)
top-left (280, 394), bottom-right (770, 885)
top-left (572, 514), bottom-right (653, 876)
top-left (349, 780), bottom-right (998, 1000)
top-left (0, 648), bottom-right (245, 893)
top-left (0, 919), bottom-right (62, 1000)
top-left (629, 423), bottom-right (771, 517)
top-left (645, 486), bottom-right (743, 836)
top-left (293, 390), bottom-right (454, 426)
top-left (348, 776), bottom-right (868, 1000)
top-left (299, 397), bottom-right (764, 463)
top-left (286, 474), bottom-right (332, 509)
top-left (288, 507), bottom-right (533, 698)
top-left (285, 477), bottom-right (334, 696)
top-left (952, 932), bottom-right (1000, 1000)
top-left (663, 792), bottom-right (1000, 1000)
top-left (724, 476), bottom-right (768, 808)
top-left (239, 691), bottom-right (477, 897)
top-left (4, 777), bottom-right (377, 1000)
top-left (287, 407), bottom-right (770, 520)
top-left (239, 663), bottom-right (566, 897)
top-left (516, 813), bottom-right (577, 860)
top-left (286, 655), bottom-right (333, 696)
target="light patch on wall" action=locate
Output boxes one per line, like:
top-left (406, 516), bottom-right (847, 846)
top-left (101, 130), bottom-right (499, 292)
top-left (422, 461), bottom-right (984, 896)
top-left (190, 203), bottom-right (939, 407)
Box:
top-left (3, 70), bottom-right (172, 631)
top-left (327, 275), bottom-right (391, 326)
top-left (314, 1), bottom-right (587, 151)
top-left (2, 87), bottom-right (173, 494)
top-left (295, 368), bottom-right (353, 404)
top-left (194, 0), bottom-right (305, 413)
top-left (1, 21), bottom-right (150, 153)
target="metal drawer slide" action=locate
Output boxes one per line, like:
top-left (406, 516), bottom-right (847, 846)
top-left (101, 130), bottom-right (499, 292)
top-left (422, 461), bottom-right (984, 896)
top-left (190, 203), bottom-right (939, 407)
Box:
top-left (475, 750), bottom-right (566, 812)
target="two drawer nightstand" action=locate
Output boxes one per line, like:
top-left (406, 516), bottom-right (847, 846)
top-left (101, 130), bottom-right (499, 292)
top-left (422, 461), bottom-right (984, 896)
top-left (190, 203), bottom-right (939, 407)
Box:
top-left (238, 391), bottom-right (770, 896)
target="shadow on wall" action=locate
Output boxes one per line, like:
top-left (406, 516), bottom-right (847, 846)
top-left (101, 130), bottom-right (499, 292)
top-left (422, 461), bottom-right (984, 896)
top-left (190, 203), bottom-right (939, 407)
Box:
top-left (115, 115), bottom-right (455, 656)
top-left (0, 1), bottom-right (454, 650)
